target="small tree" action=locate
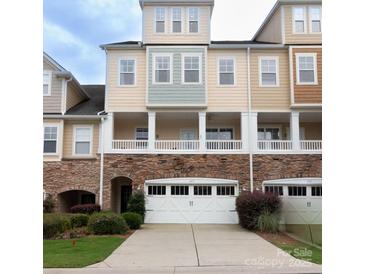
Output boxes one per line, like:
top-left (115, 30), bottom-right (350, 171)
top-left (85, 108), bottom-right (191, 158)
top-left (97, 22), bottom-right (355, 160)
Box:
top-left (43, 195), bottom-right (55, 213)
top-left (127, 190), bottom-right (146, 219)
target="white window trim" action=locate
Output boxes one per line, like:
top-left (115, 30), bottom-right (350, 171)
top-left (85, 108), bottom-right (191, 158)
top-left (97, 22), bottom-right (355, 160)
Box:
top-left (171, 7), bottom-right (184, 34)
top-left (43, 123), bottom-right (59, 156)
top-left (118, 57), bottom-right (137, 87)
top-left (181, 53), bottom-right (202, 85)
top-left (152, 53), bottom-right (173, 85)
top-left (72, 125), bottom-right (94, 157)
top-left (292, 6), bottom-right (307, 34)
top-left (309, 6), bottom-right (322, 34)
top-left (296, 53), bottom-right (318, 85)
top-left (258, 56), bottom-right (280, 87)
top-left (217, 57), bottom-right (236, 87)
top-left (154, 7), bottom-right (166, 34)
top-left (43, 70), bottom-right (52, 96)
top-left (187, 7), bottom-right (200, 34)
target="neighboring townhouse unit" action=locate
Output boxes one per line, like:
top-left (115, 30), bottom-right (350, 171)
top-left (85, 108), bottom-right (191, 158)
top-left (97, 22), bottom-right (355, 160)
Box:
top-left (44, 0), bottom-right (322, 226)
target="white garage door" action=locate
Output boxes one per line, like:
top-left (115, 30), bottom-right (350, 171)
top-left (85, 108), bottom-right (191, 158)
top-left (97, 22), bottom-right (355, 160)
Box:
top-left (144, 178), bottom-right (239, 224)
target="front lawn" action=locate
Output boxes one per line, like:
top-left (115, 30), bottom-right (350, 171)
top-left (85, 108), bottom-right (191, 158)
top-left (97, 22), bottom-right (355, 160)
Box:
top-left (257, 232), bottom-right (322, 265)
top-left (43, 236), bottom-right (124, 268)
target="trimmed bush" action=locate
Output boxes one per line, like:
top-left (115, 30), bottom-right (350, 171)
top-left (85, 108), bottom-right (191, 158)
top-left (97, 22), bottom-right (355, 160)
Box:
top-left (257, 210), bottom-right (280, 233)
top-left (70, 214), bottom-right (89, 228)
top-left (70, 204), bottom-right (101, 214)
top-left (236, 191), bottom-right (281, 231)
top-left (88, 212), bottom-right (128, 235)
top-left (127, 191), bottom-right (146, 219)
top-left (121, 212), bottom-right (143, 229)
top-left (43, 196), bottom-right (55, 213)
top-left (43, 214), bottom-right (71, 239)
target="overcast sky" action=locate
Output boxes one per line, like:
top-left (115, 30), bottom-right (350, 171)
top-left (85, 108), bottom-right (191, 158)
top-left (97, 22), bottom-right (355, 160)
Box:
top-left (43, 0), bottom-right (276, 84)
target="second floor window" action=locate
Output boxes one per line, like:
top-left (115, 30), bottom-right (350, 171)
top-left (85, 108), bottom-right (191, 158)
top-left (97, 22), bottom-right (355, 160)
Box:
top-left (74, 127), bottom-right (92, 155)
top-left (183, 56), bottom-right (200, 83)
top-left (120, 59), bottom-right (135, 86)
top-left (43, 126), bottom-right (58, 154)
top-left (260, 57), bottom-right (278, 86)
top-left (136, 128), bottom-right (148, 140)
top-left (154, 56), bottom-right (171, 83)
top-left (172, 8), bottom-right (182, 33)
top-left (309, 6), bottom-right (321, 33)
top-left (43, 72), bottom-right (51, 96)
top-left (188, 7), bottom-right (199, 33)
top-left (293, 7), bottom-right (306, 33)
top-left (155, 8), bottom-right (165, 33)
top-left (219, 58), bottom-right (235, 85)
top-left (206, 128), bottom-right (233, 140)
top-left (297, 54), bottom-right (317, 84)
top-left (258, 128), bottom-right (280, 140)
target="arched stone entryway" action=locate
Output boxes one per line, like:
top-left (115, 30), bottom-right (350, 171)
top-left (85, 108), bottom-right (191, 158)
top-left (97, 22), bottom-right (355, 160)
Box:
top-left (111, 176), bottom-right (133, 213)
top-left (57, 190), bottom-right (96, 212)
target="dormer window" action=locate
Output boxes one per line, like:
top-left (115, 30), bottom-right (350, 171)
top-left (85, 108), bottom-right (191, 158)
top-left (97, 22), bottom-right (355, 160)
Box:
top-left (309, 6), bottom-right (321, 33)
top-left (172, 8), bottom-right (182, 33)
top-left (293, 7), bottom-right (306, 33)
top-left (155, 7), bottom-right (166, 33)
top-left (188, 7), bottom-right (199, 33)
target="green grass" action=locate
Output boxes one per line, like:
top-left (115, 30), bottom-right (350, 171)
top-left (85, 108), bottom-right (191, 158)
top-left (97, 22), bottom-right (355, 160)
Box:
top-left (43, 236), bottom-right (124, 268)
top-left (277, 242), bottom-right (322, 264)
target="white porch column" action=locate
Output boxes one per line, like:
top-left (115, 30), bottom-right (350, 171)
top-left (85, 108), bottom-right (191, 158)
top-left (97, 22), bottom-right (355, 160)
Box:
top-left (290, 111), bottom-right (300, 150)
top-left (199, 112), bottom-right (206, 151)
top-left (240, 112), bottom-right (249, 151)
top-left (148, 112), bottom-right (156, 150)
top-left (249, 112), bottom-right (258, 151)
top-left (103, 112), bottom-right (114, 152)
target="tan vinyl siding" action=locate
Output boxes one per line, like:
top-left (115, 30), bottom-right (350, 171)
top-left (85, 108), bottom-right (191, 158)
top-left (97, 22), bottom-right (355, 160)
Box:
top-left (63, 120), bottom-right (100, 158)
top-left (256, 8), bottom-right (282, 43)
top-left (143, 6), bottom-right (210, 44)
top-left (292, 47), bottom-right (322, 104)
top-left (301, 122), bottom-right (321, 140)
top-left (106, 49), bottom-right (147, 112)
top-left (251, 49), bottom-right (290, 111)
top-left (43, 61), bottom-right (63, 113)
top-left (284, 5), bottom-right (321, 44)
top-left (114, 115), bottom-right (148, 139)
top-left (66, 82), bottom-right (85, 111)
top-left (207, 49), bottom-right (248, 112)
top-left (156, 118), bottom-right (199, 140)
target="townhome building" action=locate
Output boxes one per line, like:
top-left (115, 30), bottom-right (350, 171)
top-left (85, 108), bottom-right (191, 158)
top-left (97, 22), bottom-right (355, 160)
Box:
top-left (44, 0), bottom-right (322, 226)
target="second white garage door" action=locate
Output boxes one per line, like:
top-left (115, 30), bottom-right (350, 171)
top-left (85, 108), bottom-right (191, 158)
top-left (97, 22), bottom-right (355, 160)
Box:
top-left (144, 178), bottom-right (239, 224)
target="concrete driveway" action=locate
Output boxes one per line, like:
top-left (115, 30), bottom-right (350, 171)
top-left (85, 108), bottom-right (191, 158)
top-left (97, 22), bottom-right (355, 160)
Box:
top-left (45, 224), bottom-right (322, 274)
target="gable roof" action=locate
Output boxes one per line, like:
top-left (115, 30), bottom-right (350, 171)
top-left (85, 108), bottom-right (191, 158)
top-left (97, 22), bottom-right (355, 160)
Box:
top-left (65, 85), bottom-right (105, 115)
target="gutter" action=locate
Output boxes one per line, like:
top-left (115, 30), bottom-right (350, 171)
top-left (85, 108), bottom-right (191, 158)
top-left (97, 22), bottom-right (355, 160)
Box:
top-left (247, 47), bottom-right (254, 193)
top-left (43, 115), bottom-right (103, 119)
top-left (209, 44), bottom-right (287, 49)
top-left (97, 110), bottom-right (106, 209)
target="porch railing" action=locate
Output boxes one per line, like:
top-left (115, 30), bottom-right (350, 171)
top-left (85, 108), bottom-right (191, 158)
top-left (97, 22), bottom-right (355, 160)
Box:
top-left (112, 140), bottom-right (148, 150)
top-left (300, 140), bottom-right (322, 151)
top-left (155, 140), bottom-right (200, 151)
top-left (257, 140), bottom-right (293, 151)
top-left (206, 140), bottom-right (243, 150)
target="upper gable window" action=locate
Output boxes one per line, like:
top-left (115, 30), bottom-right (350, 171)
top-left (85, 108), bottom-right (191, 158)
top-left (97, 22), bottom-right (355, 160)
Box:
top-left (293, 7), bottom-right (306, 33)
top-left (154, 55), bottom-right (171, 84)
top-left (172, 8), bottom-right (182, 33)
top-left (120, 59), bottom-right (136, 86)
top-left (218, 58), bottom-right (235, 85)
top-left (309, 6), bottom-right (321, 33)
top-left (296, 53), bottom-right (317, 85)
top-left (155, 8), bottom-right (166, 33)
top-left (259, 57), bottom-right (279, 87)
top-left (183, 55), bottom-right (201, 84)
top-left (43, 72), bottom-right (51, 96)
top-left (188, 7), bottom-right (199, 33)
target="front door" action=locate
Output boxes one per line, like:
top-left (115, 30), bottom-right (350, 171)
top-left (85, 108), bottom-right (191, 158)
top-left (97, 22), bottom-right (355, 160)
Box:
top-left (120, 185), bottom-right (132, 213)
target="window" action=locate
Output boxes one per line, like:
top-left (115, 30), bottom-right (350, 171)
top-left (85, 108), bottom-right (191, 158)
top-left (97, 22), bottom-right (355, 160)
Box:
top-left (219, 58), bottom-right (235, 85)
top-left (43, 72), bottom-right (51, 96)
top-left (172, 8), bottom-right (182, 33)
top-left (309, 6), bottom-right (321, 33)
top-left (136, 128), bottom-right (148, 140)
top-left (293, 7), bottom-right (306, 33)
top-left (43, 126), bottom-right (58, 154)
top-left (258, 128), bottom-right (280, 140)
top-left (74, 126), bottom-right (92, 155)
top-left (296, 54), bottom-right (317, 84)
top-left (206, 128), bottom-right (233, 140)
top-left (171, 185), bottom-right (189, 195)
top-left (155, 8), bottom-right (166, 33)
top-left (154, 55), bottom-right (171, 83)
top-left (217, 186), bottom-right (235, 196)
top-left (311, 186), bottom-right (322, 196)
top-left (183, 55), bottom-right (200, 83)
top-left (288, 186), bottom-right (307, 196)
top-left (148, 185), bottom-right (166, 195)
top-left (265, 185), bottom-right (283, 196)
top-left (259, 57), bottom-right (279, 86)
top-left (194, 186), bottom-right (212, 196)
top-left (188, 7), bottom-right (199, 33)
top-left (119, 59), bottom-right (135, 85)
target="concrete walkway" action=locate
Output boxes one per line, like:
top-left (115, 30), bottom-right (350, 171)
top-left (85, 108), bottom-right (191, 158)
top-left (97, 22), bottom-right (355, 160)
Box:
top-left (45, 224), bottom-right (322, 274)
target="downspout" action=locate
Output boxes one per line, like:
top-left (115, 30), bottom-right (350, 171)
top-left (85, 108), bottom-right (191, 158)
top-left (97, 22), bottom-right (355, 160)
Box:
top-left (247, 47), bottom-right (254, 193)
top-left (97, 111), bottom-right (105, 209)
top-left (62, 76), bottom-right (73, 115)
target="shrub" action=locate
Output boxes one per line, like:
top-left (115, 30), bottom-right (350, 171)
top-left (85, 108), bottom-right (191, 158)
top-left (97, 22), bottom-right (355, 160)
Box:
top-left (122, 212), bottom-right (143, 229)
top-left (257, 210), bottom-right (280, 233)
top-left (43, 196), bottom-right (55, 213)
top-left (127, 191), bottom-right (146, 219)
top-left (70, 214), bottom-right (89, 228)
top-left (70, 204), bottom-right (101, 214)
top-left (236, 191), bottom-right (281, 231)
top-left (88, 212), bottom-right (128, 235)
top-left (43, 214), bottom-right (71, 239)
